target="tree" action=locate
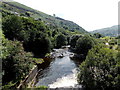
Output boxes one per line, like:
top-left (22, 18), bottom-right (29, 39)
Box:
top-left (2, 39), bottom-right (34, 87)
top-left (93, 33), bottom-right (103, 38)
top-left (2, 15), bottom-right (52, 57)
top-left (56, 34), bottom-right (67, 48)
top-left (32, 37), bottom-right (51, 57)
top-left (75, 35), bottom-right (95, 56)
top-left (24, 32), bottom-right (52, 57)
top-left (2, 15), bottom-right (23, 40)
top-left (77, 44), bottom-right (120, 89)
top-left (25, 12), bottom-right (31, 17)
top-left (70, 34), bottom-right (83, 48)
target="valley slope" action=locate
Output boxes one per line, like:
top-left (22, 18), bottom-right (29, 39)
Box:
top-left (1, 0), bottom-right (87, 33)
top-left (90, 25), bottom-right (118, 37)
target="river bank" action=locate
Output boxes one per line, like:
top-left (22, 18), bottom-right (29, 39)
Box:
top-left (17, 46), bottom-right (83, 89)
top-left (35, 47), bottom-right (82, 88)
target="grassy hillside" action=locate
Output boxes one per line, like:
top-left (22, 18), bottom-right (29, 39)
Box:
top-left (1, 0), bottom-right (87, 33)
top-left (90, 25), bottom-right (118, 37)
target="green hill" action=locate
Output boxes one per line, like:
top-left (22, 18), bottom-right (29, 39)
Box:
top-left (90, 25), bottom-right (118, 37)
top-left (1, 0), bottom-right (87, 33)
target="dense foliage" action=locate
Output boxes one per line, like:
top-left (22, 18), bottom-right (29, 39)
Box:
top-left (2, 36), bottom-right (34, 89)
top-left (2, 15), bottom-right (23, 40)
top-left (78, 44), bottom-right (120, 89)
top-left (75, 35), bottom-right (95, 56)
top-left (1, 1), bottom-right (120, 89)
top-left (93, 33), bottom-right (104, 38)
top-left (2, 15), bottom-right (51, 57)
top-left (1, 13), bottom-right (75, 88)
top-left (70, 34), bottom-right (83, 49)
top-left (56, 34), bottom-right (67, 48)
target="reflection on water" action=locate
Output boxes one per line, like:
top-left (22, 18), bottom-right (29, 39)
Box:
top-left (35, 49), bottom-right (81, 88)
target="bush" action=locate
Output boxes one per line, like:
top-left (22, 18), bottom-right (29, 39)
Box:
top-left (77, 44), bottom-right (120, 89)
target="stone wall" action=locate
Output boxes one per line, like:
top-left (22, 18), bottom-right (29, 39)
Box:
top-left (17, 65), bottom-right (39, 89)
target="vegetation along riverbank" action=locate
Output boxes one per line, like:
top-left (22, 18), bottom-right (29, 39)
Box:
top-left (1, 0), bottom-right (120, 89)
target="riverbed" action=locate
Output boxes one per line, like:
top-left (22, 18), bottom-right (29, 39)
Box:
top-left (35, 48), bottom-right (81, 88)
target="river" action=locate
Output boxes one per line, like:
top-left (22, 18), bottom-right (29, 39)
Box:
top-left (35, 48), bottom-right (81, 88)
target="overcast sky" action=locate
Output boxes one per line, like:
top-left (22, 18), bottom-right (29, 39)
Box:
top-left (12, 0), bottom-right (119, 31)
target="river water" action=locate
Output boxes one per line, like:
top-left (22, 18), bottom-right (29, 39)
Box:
top-left (35, 48), bottom-right (81, 88)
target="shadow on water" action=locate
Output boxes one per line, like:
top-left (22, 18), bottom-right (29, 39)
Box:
top-left (70, 58), bottom-right (84, 68)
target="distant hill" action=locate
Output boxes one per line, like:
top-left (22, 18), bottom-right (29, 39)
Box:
top-left (90, 25), bottom-right (118, 37)
top-left (1, 0), bottom-right (87, 33)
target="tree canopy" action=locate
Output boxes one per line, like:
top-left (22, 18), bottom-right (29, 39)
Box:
top-left (75, 35), bottom-right (96, 56)
top-left (56, 34), bottom-right (67, 48)
top-left (78, 44), bottom-right (120, 89)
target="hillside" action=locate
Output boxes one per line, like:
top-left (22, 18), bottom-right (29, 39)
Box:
top-left (1, 0), bottom-right (87, 33)
top-left (90, 25), bottom-right (118, 37)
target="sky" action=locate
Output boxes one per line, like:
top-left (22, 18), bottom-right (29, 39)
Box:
top-left (11, 0), bottom-right (119, 31)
